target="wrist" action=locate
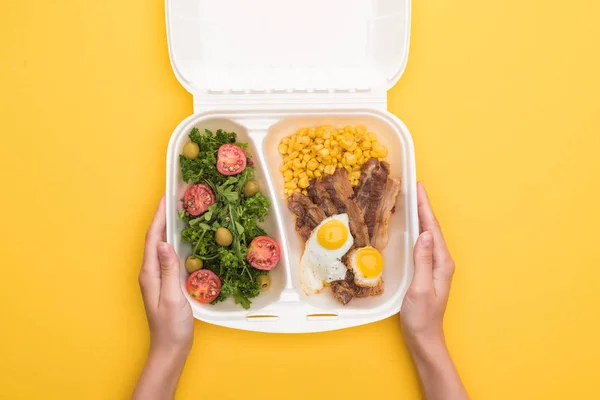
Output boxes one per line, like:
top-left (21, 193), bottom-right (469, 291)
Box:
top-left (148, 341), bottom-right (190, 368)
top-left (404, 330), bottom-right (448, 363)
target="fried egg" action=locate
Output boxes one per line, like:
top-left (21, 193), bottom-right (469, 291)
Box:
top-left (348, 246), bottom-right (384, 287)
top-left (300, 214), bottom-right (354, 295)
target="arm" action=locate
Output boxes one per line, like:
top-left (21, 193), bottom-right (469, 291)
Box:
top-left (400, 183), bottom-right (468, 400)
top-left (132, 196), bottom-right (194, 400)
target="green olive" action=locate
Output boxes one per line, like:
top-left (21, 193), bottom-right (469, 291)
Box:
top-left (182, 142), bottom-right (200, 160)
top-left (185, 256), bottom-right (203, 273)
top-left (258, 275), bottom-right (271, 291)
top-left (243, 180), bottom-right (260, 197)
top-left (215, 227), bottom-right (233, 246)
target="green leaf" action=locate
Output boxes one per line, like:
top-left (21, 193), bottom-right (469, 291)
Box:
top-left (235, 221), bottom-right (244, 235)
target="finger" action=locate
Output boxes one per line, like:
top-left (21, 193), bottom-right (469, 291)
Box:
top-left (411, 231), bottom-right (434, 294)
top-left (140, 195), bottom-right (166, 307)
top-left (142, 195), bottom-right (167, 276)
top-left (157, 242), bottom-right (183, 304)
top-left (416, 183), bottom-right (454, 278)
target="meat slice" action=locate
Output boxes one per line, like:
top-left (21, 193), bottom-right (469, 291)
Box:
top-left (354, 158), bottom-right (390, 239)
top-left (371, 177), bottom-right (402, 251)
top-left (354, 158), bottom-right (379, 209)
top-left (287, 192), bottom-right (327, 241)
top-left (330, 270), bottom-right (384, 305)
top-left (322, 169), bottom-right (370, 248)
top-left (307, 179), bottom-right (337, 216)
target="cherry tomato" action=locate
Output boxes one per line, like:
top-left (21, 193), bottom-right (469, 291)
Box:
top-left (186, 270), bottom-right (222, 304)
top-left (183, 184), bottom-right (215, 216)
top-left (217, 144), bottom-right (247, 176)
top-left (246, 236), bottom-right (281, 270)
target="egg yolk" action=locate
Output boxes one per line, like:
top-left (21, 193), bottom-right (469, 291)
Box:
top-left (355, 247), bottom-right (384, 278)
top-left (317, 220), bottom-right (349, 250)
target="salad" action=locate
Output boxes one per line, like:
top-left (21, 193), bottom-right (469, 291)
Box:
top-left (178, 128), bottom-right (280, 309)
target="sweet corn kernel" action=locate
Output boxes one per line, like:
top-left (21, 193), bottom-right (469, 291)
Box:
top-left (302, 148), bottom-right (310, 154)
top-left (314, 170), bottom-right (322, 178)
top-left (314, 138), bottom-right (324, 145)
top-left (293, 142), bottom-right (304, 151)
top-left (298, 177), bottom-right (309, 189)
top-left (282, 137), bottom-right (290, 145)
top-left (345, 153), bottom-right (358, 166)
top-left (293, 169), bottom-right (302, 178)
top-left (337, 162), bottom-right (343, 168)
top-left (354, 147), bottom-right (362, 158)
top-left (344, 125), bottom-right (356, 134)
top-left (363, 151), bottom-right (371, 159)
top-left (283, 155), bottom-right (290, 163)
top-left (283, 169), bottom-right (293, 178)
top-left (324, 165), bottom-right (336, 175)
top-left (298, 128), bottom-right (308, 136)
top-left (302, 189), bottom-right (308, 196)
top-left (306, 170), bottom-right (315, 178)
top-left (360, 140), bottom-right (371, 150)
top-left (322, 157), bottom-right (332, 165)
top-left (331, 140), bottom-right (338, 147)
top-left (298, 172), bottom-right (307, 179)
top-left (278, 143), bottom-right (288, 154)
top-left (285, 179), bottom-right (298, 189)
top-left (322, 131), bottom-right (332, 140)
top-left (314, 143), bottom-right (324, 151)
top-left (279, 164), bottom-right (289, 172)
top-left (307, 159), bottom-right (319, 171)
top-left (318, 148), bottom-right (330, 158)
top-left (330, 148), bottom-right (339, 158)
top-left (293, 158), bottom-right (303, 168)
top-left (302, 154), bottom-right (311, 162)
top-left (344, 165), bottom-right (352, 173)
top-left (324, 139), bottom-right (330, 147)
top-left (318, 164), bottom-right (325, 172)
top-left (351, 171), bottom-right (361, 180)
top-left (301, 136), bottom-right (310, 145)
top-left (356, 125), bottom-right (367, 135)
top-left (288, 151), bottom-right (300, 160)
top-left (367, 132), bottom-right (377, 141)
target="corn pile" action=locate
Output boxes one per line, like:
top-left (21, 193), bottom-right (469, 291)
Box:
top-left (278, 125), bottom-right (388, 197)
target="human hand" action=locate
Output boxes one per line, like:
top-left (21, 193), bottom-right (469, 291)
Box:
top-left (138, 195), bottom-right (193, 357)
top-left (401, 182), bottom-right (455, 346)
top-left (400, 183), bottom-right (467, 400)
top-left (133, 196), bottom-right (194, 400)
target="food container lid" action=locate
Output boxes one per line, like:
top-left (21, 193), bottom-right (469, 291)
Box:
top-left (166, 0), bottom-right (411, 111)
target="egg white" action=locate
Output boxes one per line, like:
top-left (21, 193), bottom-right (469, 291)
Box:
top-left (300, 214), bottom-right (354, 295)
top-left (348, 246), bottom-right (384, 287)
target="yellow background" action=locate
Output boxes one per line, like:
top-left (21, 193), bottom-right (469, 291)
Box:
top-left (1, 0), bottom-right (599, 399)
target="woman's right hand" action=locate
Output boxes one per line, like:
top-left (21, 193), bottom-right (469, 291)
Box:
top-left (400, 183), bottom-right (468, 400)
top-left (400, 182), bottom-right (455, 344)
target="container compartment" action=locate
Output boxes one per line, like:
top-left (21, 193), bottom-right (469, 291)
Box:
top-left (262, 111), bottom-right (416, 314)
top-left (166, 116), bottom-right (286, 319)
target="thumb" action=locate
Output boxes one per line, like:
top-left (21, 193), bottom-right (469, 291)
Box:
top-left (157, 242), bottom-right (183, 303)
top-left (411, 231), bottom-right (434, 293)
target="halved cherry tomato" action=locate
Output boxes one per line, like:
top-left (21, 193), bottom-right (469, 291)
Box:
top-left (246, 236), bottom-right (280, 270)
top-left (217, 144), bottom-right (247, 176)
top-left (183, 184), bottom-right (215, 216)
top-left (186, 270), bottom-right (222, 304)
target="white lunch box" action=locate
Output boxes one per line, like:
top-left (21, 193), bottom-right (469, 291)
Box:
top-left (165, 0), bottom-right (418, 333)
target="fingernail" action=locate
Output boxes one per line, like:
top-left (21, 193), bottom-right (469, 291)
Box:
top-left (421, 232), bottom-right (432, 247)
top-left (157, 242), bottom-right (170, 261)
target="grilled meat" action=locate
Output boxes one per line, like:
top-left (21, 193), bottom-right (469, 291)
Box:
top-left (307, 179), bottom-right (338, 216)
top-left (371, 177), bottom-right (402, 251)
top-left (330, 270), bottom-right (384, 305)
top-left (322, 169), bottom-right (370, 248)
top-left (287, 192), bottom-right (327, 241)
